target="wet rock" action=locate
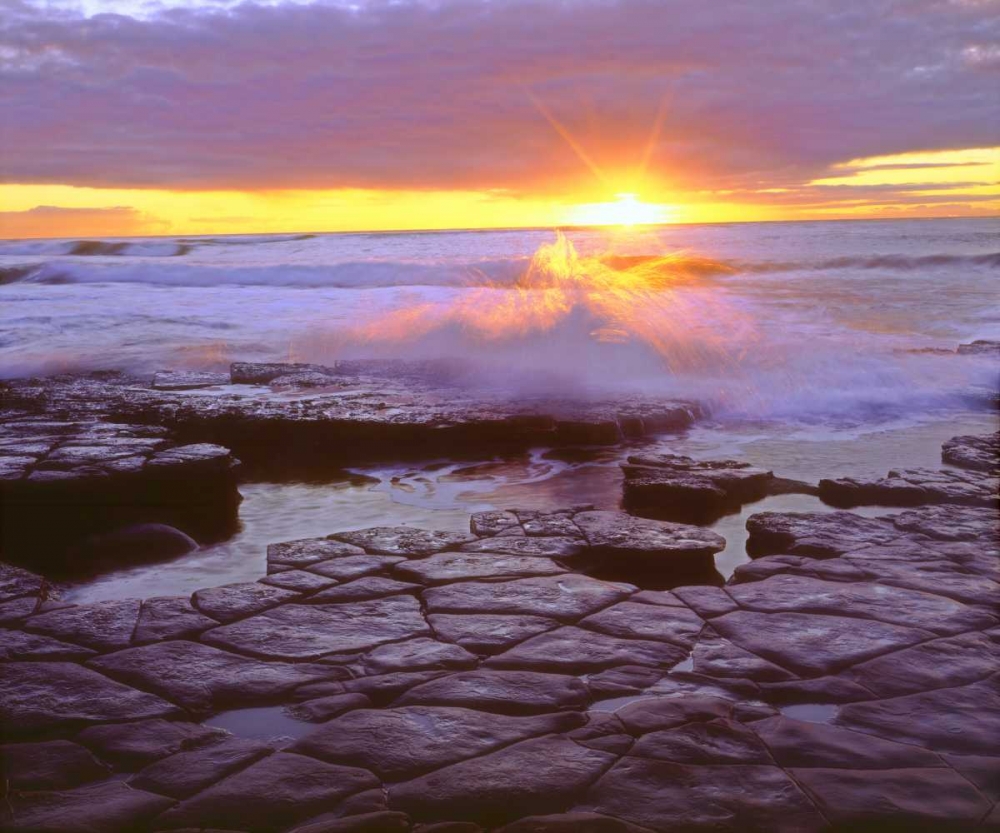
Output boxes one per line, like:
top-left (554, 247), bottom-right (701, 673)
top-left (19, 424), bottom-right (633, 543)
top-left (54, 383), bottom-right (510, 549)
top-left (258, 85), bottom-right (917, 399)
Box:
top-left (629, 718), bottom-right (772, 765)
top-left (0, 629), bottom-right (96, 661)
top-left (957, 339), bottom-right (1000, 355)
top-left (201, 595), bottom-right (430, 660)
top-left (469, 510), bottom-right (520, 537)
top-left (0, 780), bottom-right (176, 833)
top-left (515, 510), bottom-right (584, 538)
top-left (0, 561), bottom-right (47, 600)
top-left (746, 511), bottom-right (897, 558)
top-left (134, 596), bottom-right (220, 643)
top-left (613, 695), bottom-right (734, 734)
top-left (395, 669), bottom-right (589, 714)
top-left (291, 706), bottom-right (583, 779)
top-left (154, 751), bottom-right (378, 832)
top-left (25, 599), bottom-right (141, 651)
top-left (758, 676), bottom-right (874, 705)
top-left (791, 766), bottom-right (991, 829)
top-left (330, 526), bottom-right (476, 556)
top-left (152, 370), bottom-right (230, 390)
top-left (0, 740), bottom-right (109, 790)
top-left (423, 574), bottom-right (632, 621)
top-left (819, 467), bottom-right (997, 508)
top-left (670, 585), bottom-right (739, 617)
top-left (494, 813), bottom-right (652, 833)
top-left (732, 554), bottom-right (871, 585)
top-left (622, 454), bottom-right (774, 522)
top-left (459, 535), bottom-right (584, 559)
top-left (395, 552), bottom-right (566, 584)
top-left (943, 754), bottom-right (1000, 803)
top-left (359, 638), bottom-right (477, 674)
top-left (0, 661), bottom-right (178, 736)
top-left (581, 601), bottom-right (704, 647)
top-left (942, 431), bottom-right (998, 472)
top-left (691, 631), bottom-right (797, 682)
top-left (77, 719), bottom-right (226, 767)
top-left (0, 595), bottom-right (40, 623)
top-left (711, 609), bottom-right (930, 676)
top-left (89, 640), bottom-right (336, 712)
top-left (80, 523), bottom-right (198, 562)
top-left (389, 736), bottom-right (616, 825)
top-left (260, 569), bottom-right (339, 593)
top-left (572, 510), bottom-right (725, 570)
top-left (193, 581), bottom-right (299, 623)
top-left (306, 577), bottom-right (421, 603)
top-left (752, 715), bottom-right (942, 768)
top-left (847, 630), bottom-right (1000, 697)
top-left (308, 555), bottom-right (407, 581)
top-left (725, 573), bottom-right (994, 635)
top-left (270, 371), bottom-right (344, 390)
top-left (131, 737), bottom-right (270, 798)
top-left (582, 759), bottom-right (826, 833)
top-left (426, 613), bottom-right (559, 653)
top-left (267, 537), bottom-right (366, 570)
top-left (488, 626), bottom-right (687, 673)
top-left (287, 692), bottom-right (372, 722)
top-left (290, 812), bottom-right (412, 833)
top-left (837, 676), bottom-right (1000, 755)
top-left (230, 361), bottom-right (335, 384)
top-left (891, 504), bottom-right (996, 541)
top-left (342, 671), bottom-right (451, 704)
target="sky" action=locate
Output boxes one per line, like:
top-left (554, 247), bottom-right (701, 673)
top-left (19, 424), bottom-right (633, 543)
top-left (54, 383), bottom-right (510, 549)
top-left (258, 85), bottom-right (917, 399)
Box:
top-left (0, 0), bottom-right (997, 237)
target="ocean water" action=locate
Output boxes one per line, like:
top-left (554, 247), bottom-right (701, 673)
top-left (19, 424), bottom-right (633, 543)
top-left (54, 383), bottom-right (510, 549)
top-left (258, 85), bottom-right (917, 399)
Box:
top-left (3, 217), bottom-right (998, 599)
top-left (1, 217), bottom-right (997, 427)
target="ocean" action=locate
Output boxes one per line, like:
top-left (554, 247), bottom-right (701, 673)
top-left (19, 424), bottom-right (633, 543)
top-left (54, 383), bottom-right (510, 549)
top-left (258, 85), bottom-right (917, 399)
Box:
top-left (2, 217), bottom-right (997, 600)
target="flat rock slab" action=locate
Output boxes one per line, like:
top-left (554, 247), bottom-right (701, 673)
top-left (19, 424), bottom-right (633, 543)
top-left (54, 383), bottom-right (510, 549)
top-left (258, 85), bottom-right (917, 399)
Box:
top-left (746, 511), bottom-right (899, 557)
top-left (0, 740), bottom-right (109, 790)
top-left (330, 527), bottom-right (477, 556)
top-left (629, 718), bottom-right (771, 765)
top-left (395, 669), bottom-right (590, 714)
top-left (134, 596), bottom-right (220, 643)
top-left (193, 581), bottom-right (299, 623)
top-left (423, 575), bottom-right (633, 620)
top-left (267, 537), bottom-right (366, 570)
top-left (582, 759), bottom-right (826, 832)
top-left (942, 431), bottom-right (999, 472)
top-left (819, 466), bottom-right (997, 508)
top-left (580, 601), bottom-right (705, 647)
top-left (130, 737), bottom-right (270, 798)
top-left (201, 595), bottom-right (430, 659)
top-left (25, 599), bottom-right (141, 651)
top-left (0, 661), bottom-right (179, 736)
top-left (76, 719), bottom-right (225, 767)
top-left (427, 613), bottom-right (560, 652)
top-left (89, 640), bottom-right (337, 712)
top-left (574, 511), bottom-right (726, 561)
top-left (389, 736), bottom-right (617, 825)
top-left (153, 751), bottom-right (378, 832)
top-left (395, 552), bottom-right (567, 584)
top-left (291, 706), bottom-right (583, 779)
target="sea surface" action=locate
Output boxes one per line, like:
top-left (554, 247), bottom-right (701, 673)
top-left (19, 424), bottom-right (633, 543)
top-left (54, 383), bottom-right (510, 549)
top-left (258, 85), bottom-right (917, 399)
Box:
top-left (1, 217), bottom-right (997, 599)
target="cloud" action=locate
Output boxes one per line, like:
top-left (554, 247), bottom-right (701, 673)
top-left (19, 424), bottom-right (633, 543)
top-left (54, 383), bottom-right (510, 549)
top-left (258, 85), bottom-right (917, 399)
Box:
top-left (0, 204), bottom-right (161, 237)
top-left (0, 0), bottom-right (998, 202)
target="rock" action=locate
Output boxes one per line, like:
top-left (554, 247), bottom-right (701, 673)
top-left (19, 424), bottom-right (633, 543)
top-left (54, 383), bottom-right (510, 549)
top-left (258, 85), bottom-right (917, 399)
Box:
top-left (957, 339), bottom-right (1000, 355)
top-left (308, 555), bottom-right (407, 581)
top-left (487, 626), bottom-right (687, 673)
top-left (395, 669), bottom-right (590, 714)
top-left (305, 577), bottom-right (421, 603)
top-left (847, 630), bottom-right (1000, 697)
top-left (819, 467), bottom-right (997, 508)
top-left (231, 361), bottom-right (335, 384)
top-left (0, 780), bottom-right (176, 833)
top-left (89, 640), bottom-right (336, 712)
top-left (494, 813), bottom-right (651, 832)
top-left (152, 370), bottom-right (230, 390)
top-left (580, 601), bottom-right (705, 647)
top-left (942, 754), bottom-right (1000, 802)
top-left (732, 554), bottom-right (871, 585)
top-left (791, 766), bottom-right (991, 829)
top-left (76, 719), bottom-right (226, 767)
top-left (691, 632), bottom-right (796, 682)
top-left (131, 737), bottom-right (270, 798)
top-left (710, 610), bottom-right (931, 676)
top-left (613, 695), bottom-right (734, 734)
top-left (469, 510), bottom-right (521, 537)
top-left (343, 671), bottom-right (451, 704)
top-left (134, 595), bottom-right (223, 643)
top-left (260, 569), bottom-right (339, 592)
top-left (291, 706), bottom-right (583, 779)
top-left (287, 693), bottom-right (371, 722)
top-left (154, 751), bottom-right (378, 832)
top-left (395, 552), bottom-right (566, 584)
top-left (891, 504), bottom-right (996, 541)
top-left (724, 574), bottom-right (994, 635)
top-left (359, 638), bottom-right (476, 674)
top-left (572, 510), bottom-right (725, 572)
top-left (270, 371), bottom-right (343, 390)
top-left (942, 431), bottom-right (998, 472)
top-left (582, 758), bottom-right (826, 832)
top-left (752, 716), bottom-right (942, 768)
top-left (25, 599), bottom-right (141, 652)
top-left (0, 561), bottom-right (47, 600)
top-left (670, 585), bottom-right (739, 617)
top-left (201, 596), bottom-right (430, 660)
top-left (746, 511), bottom-right (897, 557)
top-left (330, 527), bottom-right (475, 556)
top-left (80, 523), bottom-right (198, 562)
top-left (0, 740), bottom-right (109, 790)
top-left (0, 595), bottom-right (41, 623)
top-left (515, 510), bottom-right (584, 538)
top-left (423, 575), bottom-right (632, 621)
top-left (426, 613), bottom-right (559, 653)
top-left (758, 676), bottom-right (874, 705)
top-left (458, 536), bottom-right (584, 559)
top-left (837, 676), bottom-right (1000, 755)
top-left (0, 661), bottom-right (178, 736)
top-left (629, 718), bottom-right (772, 765)
top-left (0, 629), bottom-right (96, 661)
top-left (290, 812), bottom-right (412, 833)
top-left (389, 736), bottom-right (616, 825)
top-left (193, 581), bottom-right (299, 623)
top-left (268, 538), bottom-right (366, 570)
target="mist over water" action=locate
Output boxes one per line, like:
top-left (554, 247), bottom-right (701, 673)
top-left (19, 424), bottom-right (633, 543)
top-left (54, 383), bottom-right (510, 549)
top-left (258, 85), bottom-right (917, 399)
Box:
top-left (1, 217), bottom-right (997, 428)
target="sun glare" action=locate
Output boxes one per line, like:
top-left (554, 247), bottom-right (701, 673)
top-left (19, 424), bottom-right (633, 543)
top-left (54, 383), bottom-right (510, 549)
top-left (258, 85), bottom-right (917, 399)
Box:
top-left (566, 193), bottom-right (672, 227)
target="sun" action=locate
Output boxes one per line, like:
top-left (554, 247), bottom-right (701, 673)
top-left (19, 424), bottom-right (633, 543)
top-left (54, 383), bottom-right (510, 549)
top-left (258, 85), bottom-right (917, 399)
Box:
top-left (565, 193), bottom-right (672, 227)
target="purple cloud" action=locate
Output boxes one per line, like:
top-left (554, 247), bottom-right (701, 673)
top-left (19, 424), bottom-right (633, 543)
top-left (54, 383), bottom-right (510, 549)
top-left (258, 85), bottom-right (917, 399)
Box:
top-left (1, 0), bottom-right (997, 196)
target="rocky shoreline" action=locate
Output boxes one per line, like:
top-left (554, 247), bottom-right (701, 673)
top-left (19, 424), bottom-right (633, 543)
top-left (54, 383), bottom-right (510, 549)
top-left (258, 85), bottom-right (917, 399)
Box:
top-left (0, 363), bottom-right (998, 832)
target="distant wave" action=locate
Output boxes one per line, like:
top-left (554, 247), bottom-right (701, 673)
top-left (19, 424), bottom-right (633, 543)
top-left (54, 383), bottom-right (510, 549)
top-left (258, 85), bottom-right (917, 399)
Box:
top-left (739, 252), bottom-right (1000, 273)
top-left (0, 233), bottom-right (317, 258)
